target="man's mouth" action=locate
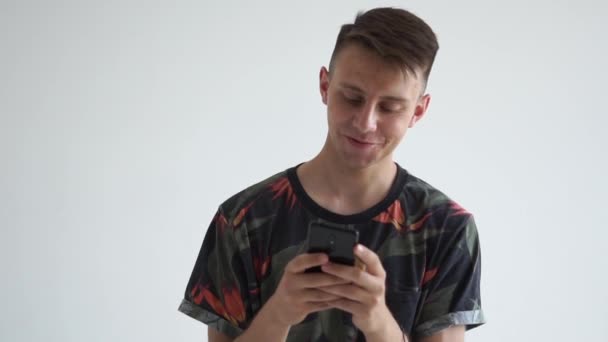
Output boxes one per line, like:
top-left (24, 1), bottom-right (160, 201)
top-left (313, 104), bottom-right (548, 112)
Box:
top-left (347, 136), bottom-right (378, 145)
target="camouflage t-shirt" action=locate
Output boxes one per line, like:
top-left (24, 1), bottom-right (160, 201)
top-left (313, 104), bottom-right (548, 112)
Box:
top-left (178, 163), bottom-right (485, 340)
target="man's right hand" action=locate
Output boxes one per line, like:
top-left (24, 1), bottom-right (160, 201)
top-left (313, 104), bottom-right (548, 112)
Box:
top-left (266, 252), bottom-right (351, 327)
top-left (228, 253), bottom-right (352, 342)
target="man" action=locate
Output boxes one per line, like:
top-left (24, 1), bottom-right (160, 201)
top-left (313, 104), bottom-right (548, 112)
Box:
top-left (178, 7), bottom-right (485, 342)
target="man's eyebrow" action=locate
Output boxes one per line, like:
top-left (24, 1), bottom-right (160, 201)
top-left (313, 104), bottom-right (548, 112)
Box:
top-left (338, 83), bottom-right (409, 103)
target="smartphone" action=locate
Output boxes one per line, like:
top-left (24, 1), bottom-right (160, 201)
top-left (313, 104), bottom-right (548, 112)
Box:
top-left (306, 221), bottom-right (360, 273)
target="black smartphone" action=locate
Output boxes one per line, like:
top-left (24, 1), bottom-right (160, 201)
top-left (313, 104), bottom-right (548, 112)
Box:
top-left (306, 222), bottom-right (360, 273)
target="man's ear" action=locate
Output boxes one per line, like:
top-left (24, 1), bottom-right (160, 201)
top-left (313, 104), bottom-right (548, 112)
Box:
top-left (409, 94), bottom-right (431, 128)
top-left (319, 66), bottom-right (330, 105)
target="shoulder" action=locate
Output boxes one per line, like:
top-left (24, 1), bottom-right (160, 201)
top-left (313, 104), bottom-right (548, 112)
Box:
top-left (399, 166), bottom-right (475, 227)
top-left (216, 166), bottom-right (295, 225)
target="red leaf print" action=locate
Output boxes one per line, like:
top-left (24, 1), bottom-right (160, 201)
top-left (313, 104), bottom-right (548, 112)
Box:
top-left (448, 201), bottom-right (469, 217)
top-left (233, 202), bottom-right (254, 227)
top-left (373, 200), bottom-right (405, 231)
top-left (190, 283), bottom-right (206, 305)
top-left (223, 286), bottom-right (246, 324)
top-left (191, 284), bottom-right (229, 319)
top-left (253, 255), bottom-right (270, 281)
top-left (270, 177), bottom-right (297, 209)
top-left (421, 267), bottom-right (438, 286)
top-left (191, 283), bottom-right (246, 325)
top-left (215, 212), bottom-right (229, 233)
top-left (410, 212), bottom-right (432, 231)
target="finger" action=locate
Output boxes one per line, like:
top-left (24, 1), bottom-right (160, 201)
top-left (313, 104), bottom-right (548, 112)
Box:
top-left (286, 253), bottom-right (328, 273)
top-left (321, 262), bottom-right (381, 292)
top-left (318, 284), bottom-right (370, 303)
top-left (301, 288), bottom-right (343, 302)
top-left (354, 244), bottom-right (385, 277)
top-left (328, 298), bottom-right (364, 316)
top-left (306, 301), bottom-right (331, 314)
top-left (294, 272), bottom-right (351, 289)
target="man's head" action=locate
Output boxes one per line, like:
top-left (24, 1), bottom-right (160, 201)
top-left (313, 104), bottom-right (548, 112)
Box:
top-left (328, 7), bottom-right (439, 92)
top-left (319, 8), bottom-right (439, 170)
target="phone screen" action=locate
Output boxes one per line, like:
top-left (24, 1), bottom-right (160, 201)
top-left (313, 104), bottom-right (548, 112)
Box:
top-left (306, 222), bottom-right (359, 272)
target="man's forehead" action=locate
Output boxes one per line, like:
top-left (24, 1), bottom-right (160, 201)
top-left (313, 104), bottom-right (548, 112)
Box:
top-left (331, 67), bottom-right (423, 100)
top-left (337, 82), bottom-right (412, 103)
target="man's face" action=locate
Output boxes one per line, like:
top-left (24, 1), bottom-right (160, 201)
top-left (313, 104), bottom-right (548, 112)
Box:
top-left (320, 43), bottom-right (431, 170)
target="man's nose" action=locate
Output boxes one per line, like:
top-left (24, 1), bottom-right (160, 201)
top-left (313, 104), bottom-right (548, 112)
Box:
top-left (352, 103), bottom-right (377, 133)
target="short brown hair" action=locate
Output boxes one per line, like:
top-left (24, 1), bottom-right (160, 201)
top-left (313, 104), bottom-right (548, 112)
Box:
top-left (329, 7), bottom-right (439, 86)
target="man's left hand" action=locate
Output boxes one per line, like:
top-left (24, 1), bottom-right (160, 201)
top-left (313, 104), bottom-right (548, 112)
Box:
top-left (319, 244), bottom-right (402, 339)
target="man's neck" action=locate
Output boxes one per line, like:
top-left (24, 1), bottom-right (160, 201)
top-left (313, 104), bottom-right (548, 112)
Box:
top-left (297, 153), bottom-right (397, 216)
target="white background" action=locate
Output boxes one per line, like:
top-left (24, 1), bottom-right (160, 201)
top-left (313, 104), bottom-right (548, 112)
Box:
top-left (2, 0), bottom-right (607, 341)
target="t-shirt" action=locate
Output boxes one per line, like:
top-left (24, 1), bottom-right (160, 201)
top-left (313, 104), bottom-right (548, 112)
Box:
top-left (178, 163), bottom-right (485, 340)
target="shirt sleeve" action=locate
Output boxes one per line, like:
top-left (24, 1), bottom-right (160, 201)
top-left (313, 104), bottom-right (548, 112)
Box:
top-left (178, 207), bottom-right (252, 338)
top-left (413, 214), bottom-right (486, 338)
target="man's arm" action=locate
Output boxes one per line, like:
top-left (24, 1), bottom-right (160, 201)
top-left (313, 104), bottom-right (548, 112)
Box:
top-left (208, 321), bottom-right (467, 342)
top-left (207, 253), bottom-right (348, 342)
top-left (417, 325), bottom-right (465, 342)
top-left (208, 327), bottom-right (233, 342)
top-left (209, 294), bottom-right (290, 342)
top-left (208, 310), bottom-right (466, 342)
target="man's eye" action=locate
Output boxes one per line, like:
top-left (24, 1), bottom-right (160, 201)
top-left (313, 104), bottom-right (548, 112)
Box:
top-left (344, 95), bottom-right (363, 105)
top-left (380, 106), bottom-right (398, 113)
top-left (380, 104), bottom-right (403, 113)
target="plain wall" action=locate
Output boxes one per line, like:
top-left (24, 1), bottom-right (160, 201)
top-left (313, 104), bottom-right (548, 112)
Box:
top-left (1, 0), bottom-right (607, 341)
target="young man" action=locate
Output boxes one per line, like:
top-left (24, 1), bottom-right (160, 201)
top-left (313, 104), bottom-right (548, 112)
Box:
top-left (178, 7), bottom-right (485, 342)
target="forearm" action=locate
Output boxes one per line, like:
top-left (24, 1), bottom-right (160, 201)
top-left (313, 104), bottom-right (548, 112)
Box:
top-left (234, 298), bottom-right (290, 342)
top-left (364, 316), bottom-right (408, 342)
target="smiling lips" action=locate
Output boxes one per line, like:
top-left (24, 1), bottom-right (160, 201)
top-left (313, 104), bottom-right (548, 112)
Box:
top-left (346, 135), bottom-right (380, 147)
